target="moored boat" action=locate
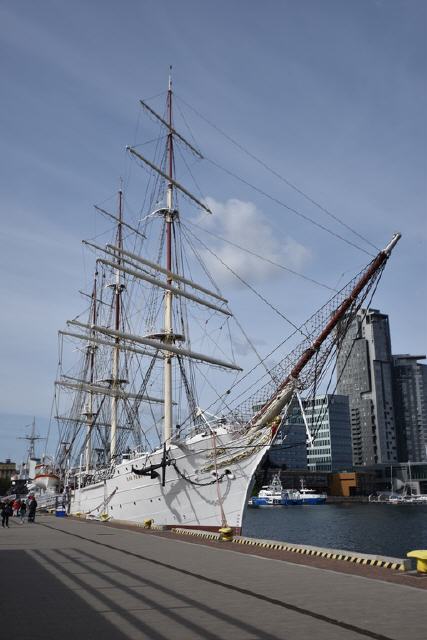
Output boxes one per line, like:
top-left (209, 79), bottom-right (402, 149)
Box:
top-left (249, 474), bottom-right (302, 507)
top-left (298, 479), bottom-right (327, 505)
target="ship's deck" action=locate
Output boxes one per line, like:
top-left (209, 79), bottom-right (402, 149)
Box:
top-left (1, 514), bottom-right (425, 640)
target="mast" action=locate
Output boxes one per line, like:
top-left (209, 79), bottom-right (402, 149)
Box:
top-left (83, 272), bottom-right (97, 472)
top-left (18, 417), bottom-right (43, 465)
top-left (164, 69), bottom-right (174, 445)
top-left (110, 188), bottom-right (123, 459)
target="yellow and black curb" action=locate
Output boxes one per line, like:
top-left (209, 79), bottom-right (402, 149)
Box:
top-left (172, 527), bottom-right (221, 541)
top-left (171, 528), bottom-right (411, 571)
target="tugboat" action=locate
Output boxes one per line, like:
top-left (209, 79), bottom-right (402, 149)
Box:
top-left (249, 474), bottom-right (302, 507)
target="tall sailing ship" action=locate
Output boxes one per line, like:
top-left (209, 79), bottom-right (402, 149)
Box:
top-left (53, 75), bottom-right (400, 533)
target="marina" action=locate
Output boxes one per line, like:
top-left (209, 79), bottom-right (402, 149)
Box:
top-left (0, 515), bottom-right (426, 640)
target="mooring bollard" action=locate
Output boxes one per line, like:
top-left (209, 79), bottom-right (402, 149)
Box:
top-left (407, 550), bottom-right (427, 573)
top-left (219, 526), bottom-right (233, 541)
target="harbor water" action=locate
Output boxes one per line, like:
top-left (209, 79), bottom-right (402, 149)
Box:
top-left (242, 503), bottom-right (427, 558)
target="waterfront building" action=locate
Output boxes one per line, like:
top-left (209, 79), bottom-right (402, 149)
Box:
top-left (336, 308), bottom-right (398, 466)
top-left (269, 399), bottom-right (307, 469)
top-left (0, 459), bottom-right (17, 480)
top-left (392, 354), bottom-right (427, 462)
top-left (305, 394), bottom-right (353, 472)
top-left (0, 459), bottom-right (17, 494)
top-left (275, 394), bottom-right (352, 472)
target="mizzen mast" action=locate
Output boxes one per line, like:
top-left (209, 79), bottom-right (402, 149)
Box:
top-left (82, 271), bottom-right (97, 472)
top-left (110, 188), bottom-right (124, 458)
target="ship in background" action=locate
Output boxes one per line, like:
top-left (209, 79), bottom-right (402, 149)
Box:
top-left (50, 74), bottom-right (401, 533)
top-left (10, 418), bottom-right (60, 503)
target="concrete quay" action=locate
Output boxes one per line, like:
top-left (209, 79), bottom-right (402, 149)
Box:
top-left (1, 515), bottom-right (426, 640)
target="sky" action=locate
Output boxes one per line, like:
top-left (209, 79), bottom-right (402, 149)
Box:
top-left (0, 0), bottom-right (426, 463)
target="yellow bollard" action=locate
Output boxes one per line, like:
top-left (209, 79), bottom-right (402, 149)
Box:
top-left (219, 526), bottom-right (233, 541)
top-left (407, 550), bottom-right (427, 573)
top-left (143, 518), bottom-right (154, 529)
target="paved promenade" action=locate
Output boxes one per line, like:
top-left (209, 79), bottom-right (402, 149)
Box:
top-left (1, 515), bottom-right (425, 640)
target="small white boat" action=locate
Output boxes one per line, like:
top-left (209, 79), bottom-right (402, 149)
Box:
top-left (298, 479), bottom-right (326, 505)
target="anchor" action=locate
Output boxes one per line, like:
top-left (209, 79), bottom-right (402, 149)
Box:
top-left (132, 443), bottom-right (171, 486)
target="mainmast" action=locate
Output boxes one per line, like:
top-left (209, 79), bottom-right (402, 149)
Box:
top-left (164, 69), bottom-right (174, 445)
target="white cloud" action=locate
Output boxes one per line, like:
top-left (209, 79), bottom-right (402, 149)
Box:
top-left (194, 197), bottom-right (311, 288)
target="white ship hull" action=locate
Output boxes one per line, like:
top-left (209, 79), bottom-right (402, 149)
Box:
top-left (69, 426), bottom-right (271, 533)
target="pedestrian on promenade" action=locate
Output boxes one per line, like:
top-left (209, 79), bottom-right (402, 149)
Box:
top-left (1, 501), bottom-right (12, 528)
top-left (19, 501), bottom-right (27, 524)
top-left (28, 497), bottom-right (37, 523)
top-left (13, 498), bottom-right (21, 517)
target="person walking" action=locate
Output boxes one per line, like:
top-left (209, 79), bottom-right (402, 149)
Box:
top-left (19, 500), bottom-right (27, 524)
top-left (13, 498), bottom-right (21, 517)
top-left (28, 497), bottom-right (37, 523)
top-left (1, 501), bottom-right (12, 528)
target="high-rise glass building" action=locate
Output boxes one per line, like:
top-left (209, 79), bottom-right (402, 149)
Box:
top-left (273, 394), bottom-right (352, 472)
top-left (336, 308), bottom-right (398, 466)
top-left (269, 399), bottom-right (308, 469)
top-left (305, 394), bottom-right (353, 472)
top-left (393, 354), bottom-right (427, 462)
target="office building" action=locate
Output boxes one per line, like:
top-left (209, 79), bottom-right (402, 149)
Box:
top-left (269, 399), bottom-right (307, 469)
top-left (305, 394), bottom-right (353, 472)
top-left (274, 394), bottom-right (352, 472)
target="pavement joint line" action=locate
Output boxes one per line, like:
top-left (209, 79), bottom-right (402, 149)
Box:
top-left (39, 521), bottom-right (398, 640)
top-left (171, 527), bottom-right (410, 571)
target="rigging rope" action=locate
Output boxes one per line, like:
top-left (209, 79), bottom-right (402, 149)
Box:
top-left (175, 94), bottom-right (379, 254)
top-left (205, 156), bottom-right (374, 257)
top-left (183, 220), bottom-right (336, 292)
top-left (182, 223), bottom-right (310, 340)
